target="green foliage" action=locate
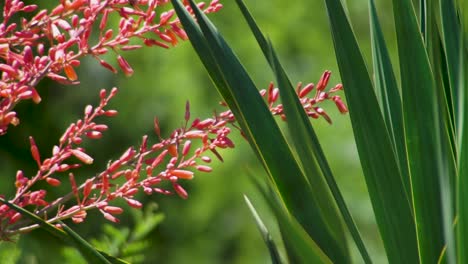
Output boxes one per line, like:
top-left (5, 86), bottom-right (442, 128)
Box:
top-left (173, 0), bottom-right (468, 262)
top-left (91, 203), bottom-right (164, 263)
top-left (0, 239), bottom-right (21, 264)
top-left (0, 197), bottom-right (127, 264)
top-left (172, 0), bottom-right (353, 262)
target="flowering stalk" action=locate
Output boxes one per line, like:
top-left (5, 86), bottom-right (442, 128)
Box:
top-left (0, 0), bottom-right (222, 135)
top-left (0, 70), bottom-right (346, 240)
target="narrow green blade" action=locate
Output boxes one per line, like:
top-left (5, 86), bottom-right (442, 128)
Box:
top-left (368, 0), bottom-right (411, 202)
top-left (244, 195), bottom-right (283, 264)
top-left (322, 0), bottom-right (419, 262)
top-left (420, 0), bottom-right (427, 39)
top-left (0, 198), bottom-right (127, 263)
top-left (457, 25), bottom-right (468, 264)
top-left (426, 2), bottom-right (458, 262)
top-left (391, 0), bottom-right (454, 262)
top-left (267, 46), bottom-right (354, 261)
top-left (234, 1), bottom-right (370, 262)
top-left (258, 182), bottom-right (333, 264)
top-left (60, 222), bottom-right (128, 264)
top-left (440, 0), bottom-right (460, 125)
top-left (275, 208), bottom-right (332, 264)
top-left (171, 0), bottom-right (349, 261)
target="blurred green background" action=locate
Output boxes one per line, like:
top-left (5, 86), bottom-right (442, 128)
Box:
top-left (0, 0), bottom-right (400, 263)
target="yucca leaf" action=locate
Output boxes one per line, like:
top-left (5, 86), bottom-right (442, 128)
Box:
top-left (274, 208), bottom-right (332, 264)
top-left (440, 0), bottom-right (461, 126)
top-left (234, 1), bottom-right (371, 262)
top-left (425, 2), bottom-right (458, 261)
top-left (322, 0), bottom-right (419, 262)
top-left (244, 195), bottom-right (283, 264)
top-left (391, 0), bottom-right (456, 262)
top-left (457, 24), bottom-right (468, 264)
top-left (171, 0), bottom-right (349, 261)
top-left (266, 44), bottom-right (353, 261)
top-left (184, 1), bottom-right (348, 260)
top-left (368, 0), bottom-right (410, 203)
top-left (254, 180), bottom-right (333, 264)
top-left (420, 0), bottom-right (427, 39)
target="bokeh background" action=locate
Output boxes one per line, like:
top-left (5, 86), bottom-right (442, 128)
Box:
top-left (0, 0), bottom-right (400, 263)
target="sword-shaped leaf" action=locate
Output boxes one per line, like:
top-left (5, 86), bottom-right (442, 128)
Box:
top-left (322, 0), bottom-right (419, 262)
top-left (171, 0), bottom-right (349, 261)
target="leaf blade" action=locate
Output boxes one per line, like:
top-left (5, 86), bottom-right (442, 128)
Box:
top-left (172, 0), bottom-right (350, 261)
top-left (322, 0), bottom-right (419, 262)
top-left (391, 0), bottom-right (456, 262)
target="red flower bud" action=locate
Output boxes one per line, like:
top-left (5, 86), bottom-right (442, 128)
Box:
top-left (299, 83), bottom-right (314, 98)
top-left (196, 165), bottom-right (212, 172)
top-left (70, 149), bottom-right (93, 164)
top-left (45, 177), bottom-right (61, 186)
top-left (103, 206), bottom-right (123, 215)
top-left (126, 198), bottom-right (142, 208)
top-left (29, 136), bottom-right (41, 167)
top-left (173, 183), bottom-right (188, 199)
top-left (117, 55), bottom-right (133, 77)
top-left (170, 169), bottom-right (194, 180)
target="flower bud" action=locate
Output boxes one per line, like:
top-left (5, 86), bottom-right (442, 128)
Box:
top-left (117, 55), bottom-right (133, 76)
top-left (71, 149), bottom-right (93, 164)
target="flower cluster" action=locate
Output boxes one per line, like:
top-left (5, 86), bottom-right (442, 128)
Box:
top-left (0, 0), bottom-right (222, 135)
top-left (0, 0), bottom-right (348, 244)
top-left (0, 70), bottom-right (346, 240)
top-left (265, 70), bottom-right (347, 122)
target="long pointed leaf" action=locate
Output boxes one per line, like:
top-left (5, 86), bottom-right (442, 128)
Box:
top-left (171, 0), bottom-right (349, 261)
top-left (391, 0), bottom-right (454, 262)
top-left (234, 1), bottom-right (370, 263)
top-left (322, 0), bottom-right (419, 262)
top-left (267, 44), bottom-right (353, 261)
top-left (440, 0), bottom-right (461, 126)
top-left (368, 0), bottom-right (411, 202)
top-left (254, 179), bottom-right (333, 264)
top-left (457, 24), bottom-right (468, 264)
top-left (244, 195), bottom-right (283, 264)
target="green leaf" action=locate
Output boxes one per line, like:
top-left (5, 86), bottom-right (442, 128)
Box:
top-left (171, 0), bottom-right (349, 261)
top-left (268, 44), bottom-right (374, 263)
top-left (253, 180), bottom-right (333, 264)
top-left (234, 0), bottom-right (363, 260)
top-left (235, 1), bottom-right (374, 262)
top-left (322, 0), bottom-right (419, 262)
top-left (244, 195), bottom-right (283, 264)
top-left (457, 25), bottom-right (468, 264)
top-left (59, 221), bottom-right (112, 264)
top-left (440, 0), bottom-right (461, 125)
top-left (0, 198), bottom-right (128, 264)
top-left (368, 0), bottom-right (410, 202)
top-left (391, 0), bottom-right (455, 262)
